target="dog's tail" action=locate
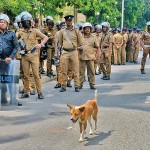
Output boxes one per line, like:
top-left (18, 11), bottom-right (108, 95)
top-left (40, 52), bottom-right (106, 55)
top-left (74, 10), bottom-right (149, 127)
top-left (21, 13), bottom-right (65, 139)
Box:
top-left (94, 90), bottom-right (98, 102)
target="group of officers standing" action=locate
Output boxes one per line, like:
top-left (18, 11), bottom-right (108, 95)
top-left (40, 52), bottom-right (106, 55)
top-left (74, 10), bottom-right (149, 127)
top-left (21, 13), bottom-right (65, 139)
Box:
top-left (0, 11), bottom-right (150, 105)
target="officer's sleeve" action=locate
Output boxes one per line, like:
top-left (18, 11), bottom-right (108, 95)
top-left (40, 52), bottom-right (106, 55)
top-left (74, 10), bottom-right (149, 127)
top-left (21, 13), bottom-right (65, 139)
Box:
top-left (59, 29), bottom-right (63, 47)
top-left (35, 29), bottom-right (46, 39)
top-left (93, 37), bottom-right (99, 48)
top-left (141, 32), bottom-right (145, 41)
top-left (109, 34), bottom-right (113, 43)
top-left (77, 30), bottom-right (83, 46)
top-left (10, 32), bottom-right (19, 59)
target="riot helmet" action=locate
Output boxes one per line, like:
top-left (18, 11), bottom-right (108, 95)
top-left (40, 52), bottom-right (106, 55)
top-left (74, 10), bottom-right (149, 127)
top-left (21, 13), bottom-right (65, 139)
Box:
top-left (0, 14), bottom-right (10, 24)
top-left (21, 15), bottom-right (32, 28)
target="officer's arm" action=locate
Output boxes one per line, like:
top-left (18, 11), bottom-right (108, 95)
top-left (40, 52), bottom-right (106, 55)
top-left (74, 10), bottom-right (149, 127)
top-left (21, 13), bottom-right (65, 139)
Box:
top-left (9, 32), bottom-right (19, 59)
top-left (108, 34), bottom-right (113, 53)
top-left (59, 30), bottom-right (63, 47)
top-left (77, 30), bottom-right (83, 47)
top-left (36, 30), bottom-right (48, 46)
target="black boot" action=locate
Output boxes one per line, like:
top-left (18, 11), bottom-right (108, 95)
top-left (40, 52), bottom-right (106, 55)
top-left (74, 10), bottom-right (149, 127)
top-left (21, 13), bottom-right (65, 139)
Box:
top-left (75, 87), bottom-right (80, 92)
top-left (90, 85), bottom-right (96, 90)
top-left (47, 72), bottom-right (51, 77)
top-left (38, 93), bottom-right (44, 99)
top-left (67, 82), bottom-right (72, 88)
top-left (59, 87), bottom-right (66, 92)
top-left (54, 83), bottom-right (61, 88)
top-left (141, 69), bottom-right (146, 74)
top-left (21, 93), bottom-right (29, 98)
top-left (103, 76), bottom-right (110, 80)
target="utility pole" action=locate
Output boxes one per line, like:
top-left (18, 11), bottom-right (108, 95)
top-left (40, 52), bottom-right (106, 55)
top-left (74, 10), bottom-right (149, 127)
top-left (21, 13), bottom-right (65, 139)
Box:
top-left (121, 0), bottom-right (125, 30)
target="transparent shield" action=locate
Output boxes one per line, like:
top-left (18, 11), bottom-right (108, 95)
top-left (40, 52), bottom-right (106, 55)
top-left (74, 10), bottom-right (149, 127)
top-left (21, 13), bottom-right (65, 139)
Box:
top-left (0, 60), bottom-right (20, 109)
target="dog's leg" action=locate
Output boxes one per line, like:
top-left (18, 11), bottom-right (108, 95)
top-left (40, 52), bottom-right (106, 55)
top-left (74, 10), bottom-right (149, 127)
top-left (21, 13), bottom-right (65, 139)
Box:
top-left (79, 122), bottom-right (84, 142)
top-left (93, 109), bottom-right (98, 130)
top-left (88, 117), bottom-right (93, 135)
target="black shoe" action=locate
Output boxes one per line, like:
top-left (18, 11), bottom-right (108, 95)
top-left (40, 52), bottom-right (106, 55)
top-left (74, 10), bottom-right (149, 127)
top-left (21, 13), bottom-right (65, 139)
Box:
top-left (79, 85), bottom-right (83, 89)
top-left (59, 87), bottom-right (66, 92)
top-left (141, 69), bottom-right (146, 74)
top-left (30, 91), bottom-right (36, 95)
top-left (130, 61), bottom-right (133, 63)
top-left (19, 89), bottom-right (24, 94)
top-left (103, 76), bottom-right (110, 80)
top-left (134, 61), bottom-right (138, 64)
top-left (90, 85), bottom-right (96, 90)
top-left (21, 93), bottom-right (29, 98)
top-left (54, 83), bottom-right (61, 88)
top-left (47, 72), bottom-right (51, 77)
top-left (95, 72), bottom-right (99, 75)
top-left (1, 98), bottom-right (8, 104)
top-left (17, 102), bottom-right (22, 106)
top-left (38, 93), bottom-right (44, 99)
top-left (101, 76), bottom-right (106, 79)
top-left (75, 87), bottom-right (80, 92)
top-left (67, 82), bottom-right (72, 88)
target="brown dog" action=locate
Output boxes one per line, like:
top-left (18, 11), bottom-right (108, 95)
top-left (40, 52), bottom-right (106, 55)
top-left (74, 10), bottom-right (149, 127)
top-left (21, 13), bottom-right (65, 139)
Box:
top-left (67, 90), bottom-right (98, 142)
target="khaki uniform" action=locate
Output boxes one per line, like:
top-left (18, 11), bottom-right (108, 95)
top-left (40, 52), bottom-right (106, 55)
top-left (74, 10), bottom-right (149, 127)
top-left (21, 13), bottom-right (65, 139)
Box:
top-left (79, 34), bottom-right (99, 86)
top-left (59, 27), bottom-right (82, 88)
top-left (127, 32), bottom-right (133, 61)
top-left (141, 31), bottom-right (150, 70)
top-left (131, 32), bottom-right (140, 62)
top-left (55, 31), bottom-right (73, 85)
top-left (17, 28), bottom-right (46, 94)
top-left (121, 33), bottom-right (128, 64)
top-left (94, 33), bottom-right (102, 73)
top-left (113, 33), bottom-right (123, 64)
top-left (43, 27), bottom-right (56, 73)
top-left (100, 31), bottom-right (113, 77)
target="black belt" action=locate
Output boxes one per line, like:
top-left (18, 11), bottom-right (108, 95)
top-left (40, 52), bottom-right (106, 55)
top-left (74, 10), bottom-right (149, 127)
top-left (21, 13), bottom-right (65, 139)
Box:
top-left (102, 46), bottom-right (109, 49)
top-left (63, 48), bottom-right (76, 52)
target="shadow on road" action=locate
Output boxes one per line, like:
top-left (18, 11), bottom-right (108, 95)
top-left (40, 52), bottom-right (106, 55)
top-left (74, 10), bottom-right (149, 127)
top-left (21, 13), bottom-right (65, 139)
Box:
top-left (84, 130), bottom-right (115, 146)
top-left (0, 133), bottom-right (29, 144)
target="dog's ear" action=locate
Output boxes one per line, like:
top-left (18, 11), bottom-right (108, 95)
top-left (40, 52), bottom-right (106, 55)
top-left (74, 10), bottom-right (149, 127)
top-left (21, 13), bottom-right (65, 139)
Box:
top-left (67, 104), bottom-right (73, 110)
top-left (79, 106), bottom-right (85, 112)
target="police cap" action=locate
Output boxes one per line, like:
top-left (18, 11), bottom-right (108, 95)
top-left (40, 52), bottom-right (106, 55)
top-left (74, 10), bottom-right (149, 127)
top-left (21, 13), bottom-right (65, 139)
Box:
top-left (64, 15), bottom-right (74, 21)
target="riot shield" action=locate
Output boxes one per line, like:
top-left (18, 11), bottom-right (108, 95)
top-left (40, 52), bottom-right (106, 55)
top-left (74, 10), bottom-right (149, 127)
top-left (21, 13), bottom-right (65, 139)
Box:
top-left (0, 60), bottom-right (20, 109)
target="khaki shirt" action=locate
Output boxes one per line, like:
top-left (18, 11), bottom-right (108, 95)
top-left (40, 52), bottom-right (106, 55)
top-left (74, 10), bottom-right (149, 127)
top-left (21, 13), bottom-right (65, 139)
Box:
top-left (17, 28), bottom-right (45, 51)
top-left (132, 33), bottom-right (139, 47)
top-left (79, 34), bottom-right (99, 60)
top-left (122, 33), bottom-right (128, 44)
top-left (59, 27), bottom-right (82, 50)
top-left (113, 33), bottom-right (123, 45)
top-left (101, 31), bottom-right (113, 51)
top-left (141, 31), bottom-right (150, 45)
top-left (42, 27), bottom-right (56, 46)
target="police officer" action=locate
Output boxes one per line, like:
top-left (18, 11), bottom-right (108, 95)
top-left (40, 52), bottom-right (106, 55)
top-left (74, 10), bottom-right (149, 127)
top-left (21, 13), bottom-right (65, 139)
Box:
top-left (100, 22), bottom-right (113, 80)
top-left (59, 15), bottom-right (83, 92)
top-left (17, 12), bottom-right (48, 99)
top-left (113, 28), bottom-right (123, 65)
top-left (78, 22), bottom-right (100, 89)
top-left (130, 27), bottom-right (140, 63)
top-left (140, 21), bottom-right (150, 74)
top-left (94, 24), bottom-right (102, 75)
top-left (43, 21), bottom-right (56, 77)
top-left (0, 14), bottom-right (19, 105)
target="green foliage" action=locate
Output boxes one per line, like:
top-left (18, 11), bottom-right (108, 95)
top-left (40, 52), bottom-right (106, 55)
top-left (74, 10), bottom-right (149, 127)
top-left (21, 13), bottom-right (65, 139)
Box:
top-left (0, 0), bottom-right (149, 28)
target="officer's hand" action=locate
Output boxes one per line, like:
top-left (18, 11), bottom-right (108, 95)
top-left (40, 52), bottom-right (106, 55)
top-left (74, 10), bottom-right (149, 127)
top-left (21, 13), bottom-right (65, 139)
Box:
top-left (54, 53), bottom-right (58, 58)
top-left (36, 44), bottom-right (42, 49)
top-left (105, 52), bottom-right (109, 58)
top-left (5, 57), bottom-right (12, 64)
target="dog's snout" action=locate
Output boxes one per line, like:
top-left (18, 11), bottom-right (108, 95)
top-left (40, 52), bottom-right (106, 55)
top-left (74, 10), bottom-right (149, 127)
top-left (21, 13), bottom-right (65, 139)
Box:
top-left (71, 118), bottom-right (73, 121)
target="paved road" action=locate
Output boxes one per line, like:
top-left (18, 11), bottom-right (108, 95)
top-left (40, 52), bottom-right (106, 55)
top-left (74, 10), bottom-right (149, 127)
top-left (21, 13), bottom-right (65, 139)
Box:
top-left (0, 52), bottom-right (150, 150)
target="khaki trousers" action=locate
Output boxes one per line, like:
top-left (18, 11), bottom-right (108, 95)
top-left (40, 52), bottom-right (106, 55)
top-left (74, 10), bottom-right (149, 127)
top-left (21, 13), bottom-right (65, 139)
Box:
top-left (141, 47), bottom-right (150, 70)
top-left (121, 44), bottom-right (126, 64)
top-left (21, 52), bottom-right (41, 93)
top-left (80, 60), bottom-right (95, 86)
top-left (47, 47), bottom-right (54, 73)
top-left (100, 51), bottom-right (111, 77)
top-left (61, 50), bottom-right (79, 88)
top-left (113, 45), bottom-right (121, 64)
